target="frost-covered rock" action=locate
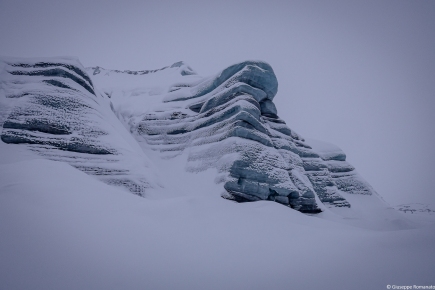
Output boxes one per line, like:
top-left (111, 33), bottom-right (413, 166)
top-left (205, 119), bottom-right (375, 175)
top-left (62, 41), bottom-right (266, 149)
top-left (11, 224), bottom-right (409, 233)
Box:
top-left (0, 57), bottom-right (160, 196)
top-left (107, 60), bottom-right (318, 212)
top-left (88, 59), bottom-right (381, 212)
top-left (1, 57), bottom-right (381, 213)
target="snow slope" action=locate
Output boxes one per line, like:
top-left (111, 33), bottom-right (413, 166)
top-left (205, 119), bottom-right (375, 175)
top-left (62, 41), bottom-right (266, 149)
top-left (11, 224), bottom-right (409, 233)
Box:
top-left (1, 57), bottom-right (434, 289)
top-left (1, 144), bottom-right (434, 290)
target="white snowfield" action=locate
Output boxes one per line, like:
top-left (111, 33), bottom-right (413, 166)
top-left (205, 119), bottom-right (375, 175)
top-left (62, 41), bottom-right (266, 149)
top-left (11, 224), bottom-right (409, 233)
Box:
top-left (0, 57), bottom-right (434, 290)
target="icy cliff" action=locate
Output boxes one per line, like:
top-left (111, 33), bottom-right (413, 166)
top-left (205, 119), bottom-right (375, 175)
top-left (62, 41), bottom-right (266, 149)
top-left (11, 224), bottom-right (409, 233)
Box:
top-left (1, 57), bottom-right (379, 213)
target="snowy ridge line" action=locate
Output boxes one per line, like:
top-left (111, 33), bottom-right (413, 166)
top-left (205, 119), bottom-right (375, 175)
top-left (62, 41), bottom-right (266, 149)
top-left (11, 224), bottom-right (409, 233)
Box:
top-left (87, 61), bottom-right (196, 77)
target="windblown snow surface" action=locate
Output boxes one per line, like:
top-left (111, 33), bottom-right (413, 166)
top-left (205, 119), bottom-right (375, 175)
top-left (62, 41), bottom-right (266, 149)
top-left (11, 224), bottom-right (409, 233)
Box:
top-left (0, 57), bottom-right (434, 290)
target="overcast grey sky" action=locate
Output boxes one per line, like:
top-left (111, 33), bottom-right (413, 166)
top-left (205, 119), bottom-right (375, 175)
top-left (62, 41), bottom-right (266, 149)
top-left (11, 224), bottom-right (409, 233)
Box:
top-left (1, 0), bottom-right (434, 205)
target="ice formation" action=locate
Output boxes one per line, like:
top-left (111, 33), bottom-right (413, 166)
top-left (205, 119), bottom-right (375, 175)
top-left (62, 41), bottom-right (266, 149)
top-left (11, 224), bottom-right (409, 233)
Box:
top-left (0, 57), bottom-right (379, 213)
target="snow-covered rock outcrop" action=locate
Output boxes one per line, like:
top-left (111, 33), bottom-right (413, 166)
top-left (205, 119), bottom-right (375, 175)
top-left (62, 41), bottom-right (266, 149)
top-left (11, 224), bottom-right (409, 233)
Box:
top-left (0, 57), bottom-right (160, 195)
top-left (87, 59), bottom-right (380, 212)
top-left (1, 57), bottom-right (379, 213)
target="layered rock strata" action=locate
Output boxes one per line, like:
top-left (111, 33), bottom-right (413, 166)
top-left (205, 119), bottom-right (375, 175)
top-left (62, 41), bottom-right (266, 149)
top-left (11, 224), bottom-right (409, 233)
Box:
top-left (1, 57), bottom-right (378, 212)
top-left (0, 57), bottom-right (159, 196)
